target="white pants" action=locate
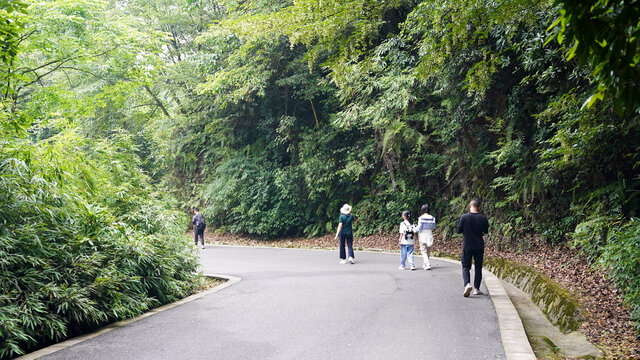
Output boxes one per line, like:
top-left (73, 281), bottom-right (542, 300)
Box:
top-left (418, 230), bottom-right (433, 267)
top-left (419, 241), bottom-right (431, 267)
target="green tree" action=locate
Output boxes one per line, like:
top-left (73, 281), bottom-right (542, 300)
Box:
top-left (549, 0), bottom-right (640, 113)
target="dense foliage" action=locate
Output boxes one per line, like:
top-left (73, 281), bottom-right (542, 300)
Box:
top-left (0, 130), bottom-right (199, 358)
top-left (0, 0), bottom-right (200, 357)
top-left (1, 0), bottom-right (638, 355)
top-left (549, 0), bottom-right (640, 113)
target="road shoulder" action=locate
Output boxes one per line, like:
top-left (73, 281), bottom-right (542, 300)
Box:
top-left (17, 274), bottom-right (240, 360)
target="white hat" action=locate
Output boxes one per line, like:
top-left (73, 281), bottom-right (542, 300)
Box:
top-left (340, 204), bottom-right (352, 215)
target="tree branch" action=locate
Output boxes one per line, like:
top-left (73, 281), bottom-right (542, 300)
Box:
top-left (309, 99), bottom-right (319, 128)
top-left (16, 44), bottom-right (120, 75)
top-left (144, 84), bottom-right (172, 118)
top-left (59, 66), bottom-right (111, 84)
top-left (16, 50), bottom-right (81, 74)
top-left (132, 103), bottom-right (157, 109)
top-left (20, 57), bottom-right (73, 88)
top-left (16, 30), bottom-right (36, 47)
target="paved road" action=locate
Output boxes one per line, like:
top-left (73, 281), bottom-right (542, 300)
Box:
top-left (43, 246), bottom-right (506, 360)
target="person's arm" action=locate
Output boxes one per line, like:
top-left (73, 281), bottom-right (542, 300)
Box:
top-left (334, 222), bottom-right (343, 239)
top-left (457, 216), bottom-right (464, 234)
top-left (483, 217), bottom-right (489, 235)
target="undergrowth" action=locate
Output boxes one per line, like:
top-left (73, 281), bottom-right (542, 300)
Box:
top-left (0, 130), bottom-right (200, 359)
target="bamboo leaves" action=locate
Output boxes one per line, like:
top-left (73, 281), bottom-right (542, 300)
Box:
top-left (0, 129), bottom-right (200, 358)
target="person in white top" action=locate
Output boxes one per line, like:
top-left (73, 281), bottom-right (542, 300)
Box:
top-left (398, 211), bottom-right (416, 270)
top-left (416, 204), bottom-right (436, 270)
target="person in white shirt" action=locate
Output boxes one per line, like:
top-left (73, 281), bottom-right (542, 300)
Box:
top-left (398, 211), bottom-right (416, 270)
top-left (416, 204), bottom-right (436, 270)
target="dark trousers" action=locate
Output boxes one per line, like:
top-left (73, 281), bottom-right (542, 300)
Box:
top-left (194, 229), bottom-right (204, 246)
top-left (339, 234), bottom-right (354, 259)
top-left (462, 248), bottom-right (484, 289)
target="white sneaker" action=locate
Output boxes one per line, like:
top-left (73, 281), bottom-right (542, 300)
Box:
top-left (463, 283), bottom-right (473, 297)
top-left (398, 266), bottom-right (405, 270)
top-left (339, 259), bottom-right (346, 264)
top-left (410, 265), bottom-right (416, 270)
top-left (473, 289), bottom-right (483, 295)
top-left (348, 257), bottom-right (355, 264)
top-left (425, 265), bottom-right (432, 270)
top-left (201, 244), bottom-right (205, 249)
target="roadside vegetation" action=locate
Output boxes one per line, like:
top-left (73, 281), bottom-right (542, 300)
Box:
top-left (1, 0), bottom-right (638, 358)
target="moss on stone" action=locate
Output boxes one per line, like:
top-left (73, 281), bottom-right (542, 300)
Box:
top-left (529, 335), bottom-right (562, 359)
top-left (484, 257), bottom-right (582, 333)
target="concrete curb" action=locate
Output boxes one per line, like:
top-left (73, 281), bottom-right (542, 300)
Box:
top-left (16, 274), bottom-right (241, 360)
top-left (436, 257), bottom-right (536, 360)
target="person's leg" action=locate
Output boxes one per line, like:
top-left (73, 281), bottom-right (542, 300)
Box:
top-left (400, 245), bottom-right (407, 268)
top-left (461, 248), bottom-right (472, 287)
top-left (346, 235), bottom-right (354, 259)
top-left (339, 234), bottom-right (346, 260)
top-left (473, 248), bottom-right (484, 290)
top-left (408, 244), bottom-right (415, 267)
top-left (419, 241), bottom-right (431, 268)
top-left (194, 231), bottom-right (198, 245)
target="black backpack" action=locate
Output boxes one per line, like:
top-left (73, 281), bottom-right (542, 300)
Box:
top-left (195, 214), bottom-right (206, 231)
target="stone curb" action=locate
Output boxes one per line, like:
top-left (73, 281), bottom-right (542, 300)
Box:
top-left (16, 274), bottom-right (241, 360)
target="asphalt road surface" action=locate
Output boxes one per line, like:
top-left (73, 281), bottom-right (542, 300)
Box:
top-left (43, 246), bottom-right (506, 360)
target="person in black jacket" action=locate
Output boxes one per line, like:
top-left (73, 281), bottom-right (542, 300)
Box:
top-left (192, 208), bottom-right (206, 249)
top-left (457, 198), bottom-right (489, 297)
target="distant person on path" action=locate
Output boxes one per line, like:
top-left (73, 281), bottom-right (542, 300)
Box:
top-left (398, 211), bottom-right (416, 270)
top-left (334, 204), bottom-right (355, 264)
top-left (192, 208), bottom-right (206, 249)
top-left (457, 198), bottom-right (489, 297)
top-left (417, 204), bottom-right (436, 270)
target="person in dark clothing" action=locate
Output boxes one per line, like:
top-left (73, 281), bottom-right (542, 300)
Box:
top-left (192, 208), bottom-right (206, 249)
top-left (457, 198), bottom-right (489, 297)
top-left (334, 204), bottom-right (355, 264)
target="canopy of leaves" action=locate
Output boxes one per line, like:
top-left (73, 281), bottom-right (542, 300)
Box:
top-left (549, 0), bottom-right (640, 113)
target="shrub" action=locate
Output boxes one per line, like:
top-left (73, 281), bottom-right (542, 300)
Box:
top-left (0, 130), bottom-right (200, 359)
top-left (202, 156), bottom-right (306, 238)
top-left (597, 219), bottom-right (640, 333)
top-left (572, 216), bottom-right (640, 334)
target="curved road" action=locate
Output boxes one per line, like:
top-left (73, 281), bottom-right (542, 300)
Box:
top-left (43, 246), bottom-right (505, 360)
